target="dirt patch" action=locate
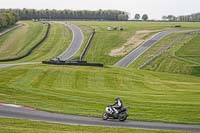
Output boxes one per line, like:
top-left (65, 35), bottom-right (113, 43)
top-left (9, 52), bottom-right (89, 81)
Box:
top-left (109, 30), bottom-right (159, 57)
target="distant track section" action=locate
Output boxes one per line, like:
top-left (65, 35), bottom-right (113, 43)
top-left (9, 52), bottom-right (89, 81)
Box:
top-left (55, 23), bottom-right (84, 61)
top-left (0, 24), bottom-right (24, 37)
top-left (0, 62), bottom-right (40, 69)
top-left (0, 22), bottom-right (50, 62)
top-left (115, 30), bottom-right (200, 67)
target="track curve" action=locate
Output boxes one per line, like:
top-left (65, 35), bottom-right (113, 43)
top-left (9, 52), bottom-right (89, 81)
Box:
top-left (55, 23), bottom-right (84, 61)
top-left (115, 29), bottom-right (200, 67)
top-left (0, 104), bottom-right (199, 132)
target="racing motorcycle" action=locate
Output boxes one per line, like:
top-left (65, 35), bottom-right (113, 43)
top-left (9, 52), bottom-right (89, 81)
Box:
top-left (102, 105), bottom-right (128, 121)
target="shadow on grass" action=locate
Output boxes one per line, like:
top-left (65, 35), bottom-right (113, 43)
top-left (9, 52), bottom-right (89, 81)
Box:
top-left (191, 66), bottom-right (200, 76)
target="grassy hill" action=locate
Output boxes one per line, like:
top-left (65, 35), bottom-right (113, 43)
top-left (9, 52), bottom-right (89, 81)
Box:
top-left (0, 64), bottom-right (199, 124)
top-left (0, 118), bottom-right (193, 133)
top-left (132, 31), bottom-right (200, 76)
top-left (72, 21), bottom-right (200, 65)
top-left (176, 33), bottom-right (200, 64)
top-left (0, 22), bottom-right (72, 63)
top-left (0, 21), bottom-right (200, 132)
top-left (0, 21), bottom-right (47, 60)
top-left (19, 22), bottom-right (73, 62)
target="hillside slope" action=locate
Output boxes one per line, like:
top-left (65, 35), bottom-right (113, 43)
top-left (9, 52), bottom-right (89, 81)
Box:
top-left (132, 32), bottom-right (200, 76)
top-left (0, 22), bottom-right (47, 60)
top-left (72, 21), bottom-right (200, 65)
top-left (0, 65), bottom-right (199, 124)
top-left (14, 22), bottom-right (72, 62)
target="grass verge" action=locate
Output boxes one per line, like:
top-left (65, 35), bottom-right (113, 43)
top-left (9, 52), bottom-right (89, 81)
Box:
top-left (0, 118), bottom-right (194, 133)
top-left (131, 31), bottom-right (200, 75)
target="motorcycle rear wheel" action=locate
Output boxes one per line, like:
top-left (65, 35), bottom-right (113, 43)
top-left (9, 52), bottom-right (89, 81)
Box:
top-left (118, 112), bottom-right (128, 121)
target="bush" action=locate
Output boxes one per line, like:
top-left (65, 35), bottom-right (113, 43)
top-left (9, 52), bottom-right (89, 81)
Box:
top-left (174, 25), bottom-right (181, 28)
top-left (0, 12), bottom-right (17, 29)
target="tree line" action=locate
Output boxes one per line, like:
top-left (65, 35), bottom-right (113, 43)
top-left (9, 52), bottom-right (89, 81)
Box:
top-left (162, 12), bottom-right (200, 22)
top-left (0, 12), bottom-right (18, 29)
top-left (0, 9), bottom-right (129, 21)
top-left (134, 14), bottom-right (149, 21)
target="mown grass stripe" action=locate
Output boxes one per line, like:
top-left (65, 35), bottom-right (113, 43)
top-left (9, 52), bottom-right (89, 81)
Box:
top-left (0, 22), bottom-right (50, 62)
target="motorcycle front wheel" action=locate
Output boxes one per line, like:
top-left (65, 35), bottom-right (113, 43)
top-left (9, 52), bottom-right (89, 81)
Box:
top-left (102, 112), bottom-right (109, 120)
top-left (118, 112), bottom-right (128, 121)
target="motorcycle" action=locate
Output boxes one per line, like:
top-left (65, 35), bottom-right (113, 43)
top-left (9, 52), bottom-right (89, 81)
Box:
top-left (102, 105), bottom-right (128, 121)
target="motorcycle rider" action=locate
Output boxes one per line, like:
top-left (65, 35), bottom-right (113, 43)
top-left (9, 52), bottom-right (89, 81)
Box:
top-left (110, 97), bottom-right (123, 114)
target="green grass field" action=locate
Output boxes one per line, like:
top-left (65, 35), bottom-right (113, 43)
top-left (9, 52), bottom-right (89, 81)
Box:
top-left (15, 22), bottom-right (73, 62)
top-left (0, 21), bottom-right (72, 63)
top-left (0, 21), bottom-right (200, 132)
top-left (176, 33), bottom-right (200, 64)
top-left (130, 33), bottom-right (184, 68)
top-left (0, 64), bottom-right (200, 124)
top-left (132, 31), bottom-right (200, 75)
top-left (72, 21), bottom-right (200, 65)
top-left (0, 118), bottom-right (193, 133)
top-left (0, 21), bottom-right (47, 60)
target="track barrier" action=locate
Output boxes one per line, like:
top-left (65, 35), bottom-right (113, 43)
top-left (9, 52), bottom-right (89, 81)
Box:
top-left (0, 22), bottom-right (51, 62)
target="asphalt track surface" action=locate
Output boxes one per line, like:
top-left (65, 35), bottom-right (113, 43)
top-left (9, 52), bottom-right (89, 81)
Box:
top-left (55, 23), bottom-right (84, 61)
top-left (115, 30), bottom-right (200, 67)
top-left (0, 62), bottom-right (40, 69)
top-left (0, 104), bottom-right (200, 132)
top-left (0, 22), bottom-right (83, 68)
top-left (0, 23), bottom-right (23, 37)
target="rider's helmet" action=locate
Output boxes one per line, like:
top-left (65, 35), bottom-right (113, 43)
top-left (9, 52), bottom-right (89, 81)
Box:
top-left (115, 97), bottom-right (120, 101)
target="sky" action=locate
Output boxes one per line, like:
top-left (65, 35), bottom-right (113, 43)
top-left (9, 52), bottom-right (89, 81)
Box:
top-left (0, 0), bottom-right (199, 19)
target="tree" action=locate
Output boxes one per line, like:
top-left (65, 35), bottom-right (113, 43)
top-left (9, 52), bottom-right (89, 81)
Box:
top-left (118, 13), bottom-right (128, 21)
top-left (167, 15), bottom-right (176, 21)
top-left (0, 9), bottom-right (129, 21)
top-left (0, 14), bottom-right (7, 28)
top-left (10, 12), bottom-right (18, 22)
top-left (0, 12), bottom-right (17, 29)
top-left (142, 14), bottom-right (148, 21)
top-left (162, 16), bottom-right (168, 21)
top-left (134, 14), bottom-right (140, 20)
top-left (163, 12), bottom-right (200, 22)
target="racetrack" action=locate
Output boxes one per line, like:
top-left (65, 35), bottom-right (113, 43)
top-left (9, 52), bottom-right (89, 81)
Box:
top-left (0, 104), bottom-right (200, 132)
top-left (0, 23), bottom-right (23, 37)
top-left (1, 25), bottom-right (200, 132)
top-left (55, 23), bottom-right (84, 61)
top-left (115, 30), bottom-right (200, 67)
